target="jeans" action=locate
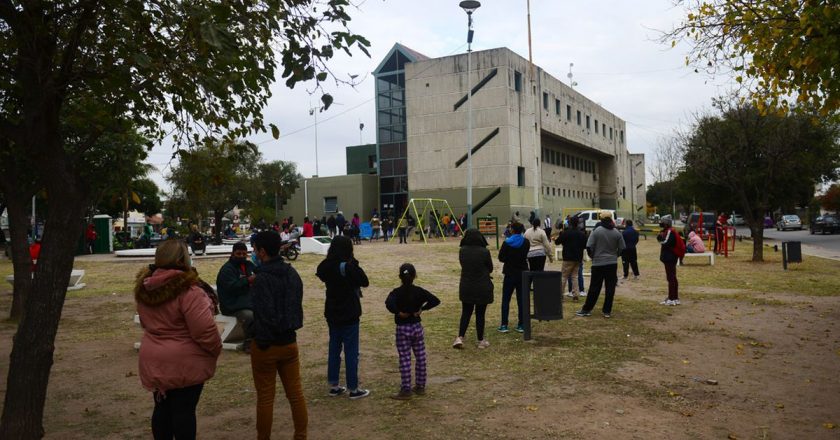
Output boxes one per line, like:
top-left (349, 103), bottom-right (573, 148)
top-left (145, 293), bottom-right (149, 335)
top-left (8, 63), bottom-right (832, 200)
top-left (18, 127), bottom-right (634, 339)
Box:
top-left (567, 262), bottom-right (584, 293)
top-left (251, 342), bottom-right (308, 440)
top-left (500, 272), bottom-right (524, 327)
top-left (458, 303), bottom-right (488, 340)
top-left (327, 323), bottom-right (360, 390)
top-left (622, 248), bottom-right (640, 277)
top-left (664, 261), bottom-right (679, 300)
top-left (528, 255), bottom-right (546, 271)
top-left (581, 264), bottom-right (618, 314)
top-left (151, 383), bottom-right (204, 440)
top-left (398, 228), bottom-right (407, 243)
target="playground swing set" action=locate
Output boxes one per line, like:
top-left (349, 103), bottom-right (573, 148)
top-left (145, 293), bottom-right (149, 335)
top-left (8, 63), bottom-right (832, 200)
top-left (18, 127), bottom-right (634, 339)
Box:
top-left (391, 198), bottom-right (463, 244)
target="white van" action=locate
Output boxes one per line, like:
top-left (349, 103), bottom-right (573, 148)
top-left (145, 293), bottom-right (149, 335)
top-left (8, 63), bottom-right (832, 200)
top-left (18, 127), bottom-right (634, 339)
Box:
top-left (573, 210), bottom-right (615, 230)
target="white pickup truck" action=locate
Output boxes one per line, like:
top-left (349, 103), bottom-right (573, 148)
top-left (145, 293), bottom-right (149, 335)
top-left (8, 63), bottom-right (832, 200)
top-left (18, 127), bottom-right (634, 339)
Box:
top-left (573, 209), bottom-right (616, 230)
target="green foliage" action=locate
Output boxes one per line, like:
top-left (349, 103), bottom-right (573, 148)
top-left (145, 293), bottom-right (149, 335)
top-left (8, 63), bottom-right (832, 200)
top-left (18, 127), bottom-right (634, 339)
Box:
top-left (668, 0), bottom-right (840, 116)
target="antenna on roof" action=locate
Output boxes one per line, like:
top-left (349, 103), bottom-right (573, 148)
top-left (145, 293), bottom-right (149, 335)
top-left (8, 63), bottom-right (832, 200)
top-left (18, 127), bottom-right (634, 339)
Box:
top-left (567, 63), bottom-right (578, 89)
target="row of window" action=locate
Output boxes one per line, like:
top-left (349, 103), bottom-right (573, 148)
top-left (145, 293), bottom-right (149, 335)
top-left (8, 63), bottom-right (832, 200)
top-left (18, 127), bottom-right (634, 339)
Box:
top-left (542, 148), bottom-right (596, 176)
top-left (543, 186), bottom-right (596, 200)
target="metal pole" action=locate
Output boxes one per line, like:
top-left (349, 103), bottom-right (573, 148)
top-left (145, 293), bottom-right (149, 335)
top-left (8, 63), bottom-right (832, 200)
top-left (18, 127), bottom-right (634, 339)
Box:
top-left (31, 195), bottom-right (36, 239)
top-left (304, 179), bottom-right (309, 217)
top-left (466, 14), bottom-right (474, 228)
top-left (527, 0), bottom-right (540, 221)
top-left (314, 110), bottom-right (319, 177)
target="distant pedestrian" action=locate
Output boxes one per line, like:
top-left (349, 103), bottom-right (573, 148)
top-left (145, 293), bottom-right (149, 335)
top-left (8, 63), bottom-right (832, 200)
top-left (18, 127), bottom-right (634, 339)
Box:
top-left (524, 218), bottom-right (553, 271)
top-left (385, 263), bottom-right (441, 400)
top-left (85, 223), bottom-right (97, 254)
top-left (543, 215), bottom-right (553, 240)
top-left (556, 216), bottom-right (586, 301)
top-left (453, 229), bottom-right (493, 350)
top-left (327, 215), bottom-right (337, 238)
top-left (575, 212), bottom-right (625, 318)
top-left (657, 218), bottom-right (681, 306)
top-left (621, 219), bottom-right (640, 280)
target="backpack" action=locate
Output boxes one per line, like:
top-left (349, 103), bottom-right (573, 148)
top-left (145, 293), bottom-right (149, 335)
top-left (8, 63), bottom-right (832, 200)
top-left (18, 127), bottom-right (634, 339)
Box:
top-left (672, 230), bottom-right (686, 258)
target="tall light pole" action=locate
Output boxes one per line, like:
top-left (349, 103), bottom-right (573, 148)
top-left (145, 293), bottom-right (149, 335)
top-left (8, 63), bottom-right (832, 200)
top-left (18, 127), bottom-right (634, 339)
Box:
top-left (309, 105), bottom-right (319, 177)
top-left (460, 0), bottom-right (480, 228)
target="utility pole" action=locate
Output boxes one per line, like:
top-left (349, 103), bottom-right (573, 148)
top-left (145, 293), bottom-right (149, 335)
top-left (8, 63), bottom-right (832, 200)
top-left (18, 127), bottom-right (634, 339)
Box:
top-left (527, 0), bottom-right (540, 221)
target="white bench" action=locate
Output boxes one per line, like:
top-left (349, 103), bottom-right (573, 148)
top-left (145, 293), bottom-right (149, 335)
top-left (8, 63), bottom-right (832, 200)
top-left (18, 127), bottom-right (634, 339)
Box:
top-left (680, 252), bottom-right (715, 266)
top-left (5, 269), bottom-right (86, 291)
top-left (133, 313), bottom-right (245, 351)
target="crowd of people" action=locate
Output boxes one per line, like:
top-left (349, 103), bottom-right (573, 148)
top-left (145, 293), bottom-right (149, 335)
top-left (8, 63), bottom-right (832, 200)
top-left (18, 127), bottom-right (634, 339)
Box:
top-left (134, 209), bottom-right (685, 439)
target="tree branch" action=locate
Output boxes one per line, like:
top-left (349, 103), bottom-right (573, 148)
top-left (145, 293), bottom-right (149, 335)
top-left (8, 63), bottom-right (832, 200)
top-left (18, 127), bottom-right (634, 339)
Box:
top-left (56, 0), bottom-right (100, 98)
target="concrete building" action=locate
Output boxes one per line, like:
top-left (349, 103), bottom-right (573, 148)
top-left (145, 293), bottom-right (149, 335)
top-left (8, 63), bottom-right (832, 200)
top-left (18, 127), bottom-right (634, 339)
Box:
top-left (374, 43), bottom-right (645, 222)
top-left (280, 174), bottom-right (379, 223)
top-left (345, 144), bottom-right (378, 175)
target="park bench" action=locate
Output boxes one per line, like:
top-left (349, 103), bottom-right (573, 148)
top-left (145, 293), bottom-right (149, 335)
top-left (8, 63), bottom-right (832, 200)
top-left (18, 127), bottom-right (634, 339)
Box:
top-left (679, 252), bottom-right (715, 266)
top-left (4, 269), bottom-right (86, 291)
top-left (133, 313), bottom-right (246, 351)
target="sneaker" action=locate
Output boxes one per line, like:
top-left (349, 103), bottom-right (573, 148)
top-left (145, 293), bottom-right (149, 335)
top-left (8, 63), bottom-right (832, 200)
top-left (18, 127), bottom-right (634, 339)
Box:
top-left (575, 310), bottom-right (591, 317)
top-left (497, 325), bottom-right (509, 333)
top-left (452, 336), bottom-right (464, 349)
top-left (515, 325), bottom-right (524, 333)
top-left (391, 389), bottom-right (412, 400)
top-left (660, 299), bottom-right (675, 306)
top-left (328, 386), bottom-right (346, 397)
top-left (412, 385), bottom-right (426, 396)
top-left (633, 275), bottom-right (639, 281)
top-left (603, 313), bottom-right (612, 319)
top-left (477, 340), bottom-right (490, 349)
top-left (565, 292), bottom-right (574, 298)
top-left (672, 299), bottom-right (681, 305)
top-left (348, 388), bottom-right (370, 400)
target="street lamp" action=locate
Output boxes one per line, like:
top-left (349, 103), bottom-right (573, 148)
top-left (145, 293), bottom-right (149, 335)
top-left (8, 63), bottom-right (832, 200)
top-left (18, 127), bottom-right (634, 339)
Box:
top-left (460, 0), bottom-right (480, 228)
top-left (309, 105), bottom-right (319, 177)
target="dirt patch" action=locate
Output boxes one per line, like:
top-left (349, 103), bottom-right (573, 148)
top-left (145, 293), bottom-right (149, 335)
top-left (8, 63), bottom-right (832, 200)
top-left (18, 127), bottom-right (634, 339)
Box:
top-left (0, 239), bottom-right (839, 439)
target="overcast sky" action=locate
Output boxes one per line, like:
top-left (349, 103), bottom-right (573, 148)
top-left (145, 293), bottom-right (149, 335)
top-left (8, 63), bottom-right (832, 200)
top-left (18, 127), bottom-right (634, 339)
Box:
top-left (147, 0), bottom-right (733, 191)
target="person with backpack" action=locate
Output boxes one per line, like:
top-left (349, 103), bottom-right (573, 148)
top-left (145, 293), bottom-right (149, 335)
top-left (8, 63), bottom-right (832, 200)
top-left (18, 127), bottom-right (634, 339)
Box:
top-left (656, 217), bottom-right (682, 306)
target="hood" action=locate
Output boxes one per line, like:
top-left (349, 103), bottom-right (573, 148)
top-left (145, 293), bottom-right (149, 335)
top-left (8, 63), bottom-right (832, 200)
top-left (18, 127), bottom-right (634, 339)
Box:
top-left (254, 256), bottom-right (292, 277)
top-left (688, 231), bottom-right (697, 240)
top-left (460, 228), bottom-right (488, 247)
top-left (504, 233), bottom-right (526, 248)
top-left (135, 268), bottom-right (198, 306)
top-left (600, 219), bottom-right (615, 230)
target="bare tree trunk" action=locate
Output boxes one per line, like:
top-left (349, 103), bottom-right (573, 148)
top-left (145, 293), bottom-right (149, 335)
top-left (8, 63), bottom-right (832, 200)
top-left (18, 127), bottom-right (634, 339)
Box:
top-left (6, 195), bottom-right (33, 320)
top-left (214, 211), bottom-right (223, 245)
top-left (750, 223), bottom-right (764, 262)
top-left (1, 190), bottom-right (85, 438)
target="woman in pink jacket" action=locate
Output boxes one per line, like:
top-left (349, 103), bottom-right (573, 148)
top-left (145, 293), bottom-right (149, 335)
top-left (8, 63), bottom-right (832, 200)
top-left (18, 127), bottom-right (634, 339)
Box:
top-left (135, 240), bottom-right (221, 440)
top-left (687, 231), bottom-right (706, 254)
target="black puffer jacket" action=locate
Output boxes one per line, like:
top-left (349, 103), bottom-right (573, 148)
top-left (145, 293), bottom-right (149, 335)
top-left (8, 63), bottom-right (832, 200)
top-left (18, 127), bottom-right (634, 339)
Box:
top-left (316, 258), bottom-right (369, 326)
top-left (458, 229), bottom-right (494, 305)
top-left (251, 256), bottom-right (304, 347)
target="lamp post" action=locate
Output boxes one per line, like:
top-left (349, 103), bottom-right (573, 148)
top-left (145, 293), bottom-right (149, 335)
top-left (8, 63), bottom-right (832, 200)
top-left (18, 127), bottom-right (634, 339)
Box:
top-left (460, 0), bottom-right (480, 228)
top-left (309, 105), bottom-right (319, 177)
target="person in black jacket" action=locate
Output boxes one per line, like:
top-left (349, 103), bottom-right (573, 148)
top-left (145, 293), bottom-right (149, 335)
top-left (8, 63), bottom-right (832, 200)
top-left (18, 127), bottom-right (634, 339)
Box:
top-left (249, 231), bottom-right (307, 439)
top-left (657, 218), bottom-right (680, 306)
top-left (315, 236), bottom-right (371, 400)
top-left (497, 222), bottom-right (530, 333)
top-left (453, 229), bottom-right (494, 349)
top-left (385, 263), bottom-right (441, 400)
top-left (621, 220), bottom-right (640, 280)
top-left (216, 242), bottom-right (257, 351)
top-left (556, 216), bottom-right (587, 301)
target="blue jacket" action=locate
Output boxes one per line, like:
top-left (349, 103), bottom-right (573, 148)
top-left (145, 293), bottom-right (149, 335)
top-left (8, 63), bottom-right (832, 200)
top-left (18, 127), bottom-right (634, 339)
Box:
top-left (622, 226), bottom-right (640, 250)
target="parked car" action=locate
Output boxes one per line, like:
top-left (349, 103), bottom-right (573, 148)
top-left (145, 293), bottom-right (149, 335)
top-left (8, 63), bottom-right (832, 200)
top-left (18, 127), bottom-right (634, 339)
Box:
top-left (683, 212), bottom-right (716, 238)
top-left (776, 215), bottom-right (802, 231)
top-left (727, 214), bottom-right (745, 226)
top-left (810, 215), bottom-right (840, 235)
top-left (573, 209), bottom-right (616, 230)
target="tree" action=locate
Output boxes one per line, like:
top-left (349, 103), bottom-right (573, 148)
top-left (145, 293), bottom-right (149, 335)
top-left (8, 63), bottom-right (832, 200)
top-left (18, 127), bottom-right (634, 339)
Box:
top-left (682, 101), bottom-right (840, 261)
top-left (0, 2), bottom-right (369, 437)
top-left (649, 137), bottom-right (685, 216)
top-left (820, 184), bottom-right (840, 212)
top-left (168, 140), bottom-right (262, 244)
top-left (257, 160), bottom-right (302, 221)
top-left (98, 177), bottom-right (162, 219)
top-left (666, 0), bottom-right (840, 116)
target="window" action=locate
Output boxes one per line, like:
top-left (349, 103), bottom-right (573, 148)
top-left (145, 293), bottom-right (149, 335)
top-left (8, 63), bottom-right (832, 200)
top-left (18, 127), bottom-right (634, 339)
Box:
top-left (552, 188), bottom-right (556, 196)
top-left (602, 123), bottom-right (606, 137)
top-left (595, 120), bottom-right (599, 134)
top-left (555, 99), bottom-right (561, 115)
top-left (543, 92), bottom-right (549, 110)
top-left (517, 167), bottom-right (525, 187)
top-left (562, 189), bottom-right (566, 197)
top-left (566, 105), bottom-right (572, 121)
top-left (324, 197), bottom-right (338, 213)
top-left (368, 154), bottom-right (377, 170)
top-left (514, 70), bottom-right (522, 92)
top-left (577, 110), bottom-right (581, 125)
top-left (620, 130), bottom-right (624, 143)
top-left (562, 153), bottom-right (567, 167)
top-left (609, 127), bottom-right (613, 140)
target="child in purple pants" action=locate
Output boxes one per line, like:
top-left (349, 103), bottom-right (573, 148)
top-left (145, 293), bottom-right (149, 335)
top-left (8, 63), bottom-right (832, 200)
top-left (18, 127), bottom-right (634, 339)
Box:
top-left (385, 263), bottom-right (441, 400)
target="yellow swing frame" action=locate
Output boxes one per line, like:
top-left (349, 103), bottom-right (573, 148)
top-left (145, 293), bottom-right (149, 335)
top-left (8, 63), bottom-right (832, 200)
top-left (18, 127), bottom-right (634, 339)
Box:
top-left (391, 198), bottom-right (463, 244)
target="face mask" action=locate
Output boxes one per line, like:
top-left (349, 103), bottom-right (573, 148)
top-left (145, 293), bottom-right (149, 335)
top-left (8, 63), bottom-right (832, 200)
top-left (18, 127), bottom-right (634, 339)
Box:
top-left (232, 257), bottom-right (247, 264)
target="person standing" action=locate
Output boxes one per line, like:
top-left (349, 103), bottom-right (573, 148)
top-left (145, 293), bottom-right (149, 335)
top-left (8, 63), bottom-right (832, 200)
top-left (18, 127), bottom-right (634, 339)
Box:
top-left (453, 229), bottom-right (494, 349)
top-left (575, 212), bottom-right (625, 318)
top-left (85, 223), bottom-right (97, 254)
top-left (497, 222), bottom-right (530, 333)
top-left (385, 263), bottom-right (441, 400)
top-left (249, 231), bottom-right (307, 440)
top-left (336, 212), bottom-right (347, 236)
top-left (556, 216), bottom-right (586, 301)
top-left (657, 218), bottom-right (681, 306)
top-left (370, 215), bottom-right (381, 241)
top-left (621, 219), bottom-right (640, 280)
top-left (543, 214), bottom-right (553, 241)
top-left (524, 218), bottom-right (553, 271)
top-left (327, 215), bottom-right (337, 238)
top-left (302, 217), bottom-right (314, 238)
top-left (216, 242), bottom-right (256, 352)
top-left (397, 217), bottom-right (408, 243)
top-left (135, 240), bottom-right (221, 440)
top-left (315, 236), bottom-right (371, 400)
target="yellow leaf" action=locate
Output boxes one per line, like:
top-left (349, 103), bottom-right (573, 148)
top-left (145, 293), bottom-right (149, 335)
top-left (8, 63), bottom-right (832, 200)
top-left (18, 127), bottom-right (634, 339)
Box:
top-left (682, 359), bottom-right (690, 364)
top-left (736, 76), bottom-right (743, 83)
top-left (131, 191), bottom-right (141, 204)
top-left (775, 403), bottom-right (784, 409)
top-left (526, 405), bottom-right (538, 411)
top-left (671, 40), bottom-right (676, 48)
top-left (824, 423), bottom-right (836, 429)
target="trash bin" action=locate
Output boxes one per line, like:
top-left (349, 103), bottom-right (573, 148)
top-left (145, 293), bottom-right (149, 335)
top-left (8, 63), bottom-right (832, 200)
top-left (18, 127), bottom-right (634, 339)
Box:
top-left (93, 215), bottom-right (113, 254)
top-left (521, 270), bottom-right (564, 341)
top-left (782, 241), bottom-right (802, 270)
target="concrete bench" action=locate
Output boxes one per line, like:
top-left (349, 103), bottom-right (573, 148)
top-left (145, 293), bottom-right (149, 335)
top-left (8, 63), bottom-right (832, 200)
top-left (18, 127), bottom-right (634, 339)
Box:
top-left (5, 269), bottom-right (86, 291)
top-left (679, 252), bottom-right (715, 266)
top-left (133, 313), bottom-right (245, 351)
